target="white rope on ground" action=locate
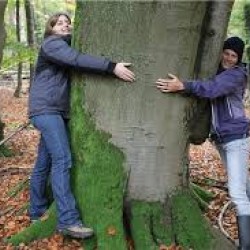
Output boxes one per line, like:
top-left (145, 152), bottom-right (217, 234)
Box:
top-left (217, 200), bottom-right (235, 243)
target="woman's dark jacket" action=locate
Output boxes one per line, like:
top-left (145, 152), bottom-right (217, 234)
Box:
top-left (184, 65), bottom-right (249, 143)
top-left (28, 35), bottom-right (115, 118)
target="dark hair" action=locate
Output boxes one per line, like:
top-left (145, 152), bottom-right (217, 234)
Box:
top-left (44, 12), bottom-right (71, 38)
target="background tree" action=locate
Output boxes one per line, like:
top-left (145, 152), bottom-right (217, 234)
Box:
top-left (0, 0), bottom-right (8, 152)
top-left (0, 0), bottom-right (8, 66)
top-left (24, 0), bottom-right (36, 84)
top-left (7, 1), bottom-right (237, 249)
top-left (226, 0), bottom-right (249, 62)
top-left (243, 0), bottom-right (250, 65)
top-left (13, 0), bottom-right (23, 97)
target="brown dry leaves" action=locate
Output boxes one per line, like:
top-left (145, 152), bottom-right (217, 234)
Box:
top-left (190, 142), bottom-right (238, 241)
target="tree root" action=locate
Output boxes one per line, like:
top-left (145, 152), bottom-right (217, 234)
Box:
top-left (171, 190), bottom-right (235, 250)
top-left (129, 201), bottom-right (171, 249)
top-left (5, 204), bottom-right (57, 246)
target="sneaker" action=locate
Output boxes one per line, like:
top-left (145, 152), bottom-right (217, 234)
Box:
top-left (30, 213), bottom-right (49, 224)
top-left (58, 224), bottom-right (94, 239)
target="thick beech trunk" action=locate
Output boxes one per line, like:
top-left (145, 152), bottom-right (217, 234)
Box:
top-left (70, 1), bottom-right (235, 249)
top-left (75, 1), bottom-right (232, 202)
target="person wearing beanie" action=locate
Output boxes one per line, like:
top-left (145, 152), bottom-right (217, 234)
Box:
top-left (156, 36), bottom-right (250, 250)
top-left (223, 36), bottom-right (245, 64)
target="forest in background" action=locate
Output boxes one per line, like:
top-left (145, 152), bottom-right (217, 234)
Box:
top-left (1, 0), bottom-right (75, 96)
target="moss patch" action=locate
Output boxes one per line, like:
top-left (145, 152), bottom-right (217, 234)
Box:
top-left (171, 190), bottom-right (214, 250)
top-left (69, 81), bottom-right (127, 250)
top-left (130, 201), bottom-right (172, 249)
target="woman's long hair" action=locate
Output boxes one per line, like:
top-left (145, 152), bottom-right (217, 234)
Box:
top-left (44, 12), bottom-right (71, 38)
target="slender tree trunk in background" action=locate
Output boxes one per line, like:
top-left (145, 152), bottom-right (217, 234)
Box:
top-left (242, 2), bottom-right (250, 103)
top-left (24, 0), bottom-right (36, 85)
top-left (7, 1), bottom-right (236, 249)
top-left (244, 1), bottom-right (250, 65)
top-left (14, 0), bottom-right (22, 98)
top-left (0, 0), bottom-right (8, 145)
top-left (32, 0), bottom-right (43, 45)
top-left (0, 0), bottom-right (7, 68)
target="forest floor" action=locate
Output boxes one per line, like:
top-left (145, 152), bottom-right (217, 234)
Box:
top-left (0, 86), bottom-right (239, 249)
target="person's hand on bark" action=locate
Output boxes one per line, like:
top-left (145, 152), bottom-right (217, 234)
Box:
top-left (156, 73), bottom-right (184, 92)
top-left (114, 62), bottom-right (135, 82)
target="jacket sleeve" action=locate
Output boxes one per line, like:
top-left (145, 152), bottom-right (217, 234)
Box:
top-left (41, 36), bottom-right (115, 74)
top-left (183, 68), bottom-right (246, 99)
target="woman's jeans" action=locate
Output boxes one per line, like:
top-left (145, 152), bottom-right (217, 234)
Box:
top-left (216, 137), bottom-right (250, 215)
top-left (30, 114), bottom-right (81, 229)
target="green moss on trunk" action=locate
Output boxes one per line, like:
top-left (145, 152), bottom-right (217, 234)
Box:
top-left (172, 190), bottom-right (214, 249)
top-left (70, 81), bottom-right (127, 249)
top-left (130, 201), bottom-right (172, 249)
top-left (130, 191), bottom-right (230, 250)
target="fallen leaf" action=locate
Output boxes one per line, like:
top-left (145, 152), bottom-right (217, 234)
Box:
top-left (107, 225), bottom-right (117, 236)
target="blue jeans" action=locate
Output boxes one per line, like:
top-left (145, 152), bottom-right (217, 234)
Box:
top-left (30, 114), bottom-right (81, 229)
top-left (216, 137), bottom-right (250, 215)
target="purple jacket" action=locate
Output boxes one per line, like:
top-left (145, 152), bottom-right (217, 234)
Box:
top-left (184, 65), bottom-right (249, 143)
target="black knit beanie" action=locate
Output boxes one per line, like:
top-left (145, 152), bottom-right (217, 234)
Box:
top-left (223, 36), bottom-right (245, 63)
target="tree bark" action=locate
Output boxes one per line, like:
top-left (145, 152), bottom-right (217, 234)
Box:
top-left (74, 1), bottom-right (232, 202)
top-left (0, 0), bottom-right (7, 68)
top-left (70, 1), bottom-right (235, 249)
top-left (14, 0), bottom-right (22, 98)
top-left (0, 0), bottom-right (8, 148)
top-left (24, 0), bottom-right (36, 84)
top-left (244, 1), bottom-right (250, 69)
top-left (7, 1), bottom-right (236, 249)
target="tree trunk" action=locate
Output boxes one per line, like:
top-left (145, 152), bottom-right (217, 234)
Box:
top-left (244, 1), bottom-right (250, 68)
top-left (70, 1), bottom-right (235, 249)
top-left (74, 1), bottom-right (232, 202)
top-left (7, 1), bottom-right (236, 249)
top-left (14, 0), bottom-right (22, 98)
top-left (24, 0), bottom-right (36, 85)
top-left (0, 0), bottom-right (8, 150)
top-left (0, 0), bottom-right (7, 68)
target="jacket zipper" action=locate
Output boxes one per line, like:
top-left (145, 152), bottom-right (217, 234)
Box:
top-left (226, 96), bottom-right (233, 118)
top-left (211, 100), bottom-right (220, 138)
